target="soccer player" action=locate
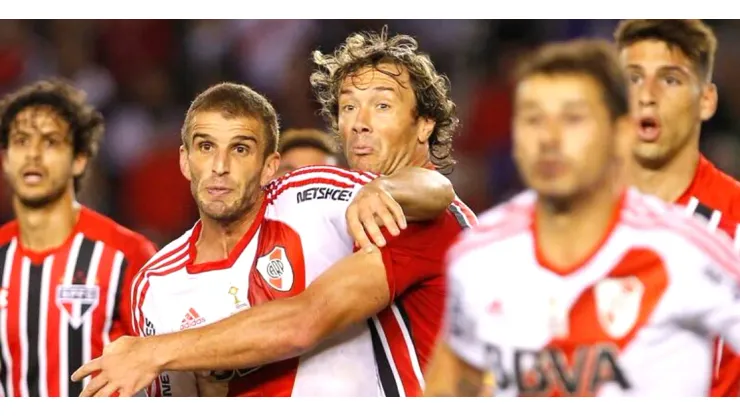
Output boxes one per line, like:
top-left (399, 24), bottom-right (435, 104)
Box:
top-left (424, 39), bottom-right (740, 397)
top-left (73, 30), bottom-right (476, 397)
top-left (0, 80), bottom-right (156, 397)
top-left (615, 19), bottom-right (740, 396)
top-left (275, 128), bottom-right (340, 176)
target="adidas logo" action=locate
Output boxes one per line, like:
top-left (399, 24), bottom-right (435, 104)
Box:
top-left (180, 307), bottom-right (206, 330)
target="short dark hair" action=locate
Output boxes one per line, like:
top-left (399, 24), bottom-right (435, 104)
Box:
top-left (514, 39), bottom-right (629, 121)
top-left (182, 82), bottom-right (280, 158)
top-left (310, 28), bottom-right (459, 174)
top-left (278, 128), bottom-right (337, 155)
top-left (614, 19), bottom-right (717, 82)
top-left (0, 78), bottom-right (104, 191)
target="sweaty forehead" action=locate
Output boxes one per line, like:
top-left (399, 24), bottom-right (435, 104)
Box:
top-left (621, 40), bottom-right (694, 72)
top-left (340, 62), bottom-right (412, 95)
top-left (11, 106), bottom-right (70, 134)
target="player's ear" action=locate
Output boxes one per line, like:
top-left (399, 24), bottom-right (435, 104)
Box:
top-left (700, 82), bottom-right (718, 122)
top-left (260, 152), bottom-right (280, 186)
top-left (416, 117), bottom-right (436, 144)
top-left (179, 145), bottom-right (192, 181)
top-left (71, 154), bottom-right (88, 177)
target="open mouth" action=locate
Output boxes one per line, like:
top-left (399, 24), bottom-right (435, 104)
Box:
top-left (637, 116), bottom-right (661, 142)
top-left (21, 168), bottom-right (44, 185)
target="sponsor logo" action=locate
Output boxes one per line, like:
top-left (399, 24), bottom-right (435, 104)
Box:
top-left (180, 307), bottom-right (206, 330)
top-left (296, 187), bottom-right (353, 204)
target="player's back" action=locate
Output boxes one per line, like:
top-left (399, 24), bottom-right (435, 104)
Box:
top-left (446, 188), bottom-right (740, 396)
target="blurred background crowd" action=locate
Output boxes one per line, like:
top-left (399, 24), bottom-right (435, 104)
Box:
top-left (2, 19), bottom-right (740, 247)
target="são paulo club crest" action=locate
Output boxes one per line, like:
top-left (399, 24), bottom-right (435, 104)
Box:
top-left (256, 246), bottom-right (294, 292)
top-left (56, 271), bottom-right (100, 329)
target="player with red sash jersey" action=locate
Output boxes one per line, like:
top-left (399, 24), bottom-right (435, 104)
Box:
top-left (72, 30), bottom-right (477, 397)
top-left (616, 19), bottom-right (740, 396)
top-left (425, 39), bottom-right (740, 397)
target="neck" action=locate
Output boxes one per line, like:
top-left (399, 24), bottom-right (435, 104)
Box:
top-left (14, 191), bottom-right (80, 252)
top-left (628, 138), bottom-right (700, 203)
top-left (535, 182), bottom-right (622, 272)
top-left (195, 192), bottom-right (265, 263)
top-left (385, 144), bottom-right (431, 175)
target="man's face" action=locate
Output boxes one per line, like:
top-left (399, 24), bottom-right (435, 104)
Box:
top-left (2, 106), bottom-right (86, 208)
top-left (621, 39), bottom-right (717, 168)
top-left (513, 74), bottom-right (618, 201)
top-left (276, 146), bottom-right (335, 177)
top-left (180, 111), bottom-right (278, 223)
top-left (337, 62), bottom-right (434, 174)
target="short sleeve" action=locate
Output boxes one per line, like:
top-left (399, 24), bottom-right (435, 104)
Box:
top-left (378, 213), bottom-right (463, 300)
top-left (443, 261), bottom-right (490, 371)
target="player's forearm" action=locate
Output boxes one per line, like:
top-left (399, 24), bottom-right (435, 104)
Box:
top-left (424, 343), bottom-right (485, 397)
top-left (152, 297), bottom-right (311, 372)
top-left (381, 167), bottom-right (454, 221)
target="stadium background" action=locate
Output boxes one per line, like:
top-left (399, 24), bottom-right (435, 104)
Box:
top-left (1, 19), bottom-right (739, 247)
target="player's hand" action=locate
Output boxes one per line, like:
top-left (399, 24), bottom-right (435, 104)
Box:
top-left (347, 178), bottom-right (407, 250)
top-left (71, 336), bottom-right (159, 397)
top-left (195, 371), bottom-right (229, 397)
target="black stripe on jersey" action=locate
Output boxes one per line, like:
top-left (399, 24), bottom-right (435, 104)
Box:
top-left (447, 204), bottom-right (470, 230)
top-left (395, 302), bottom-right (414, 347)
top-left (111, 259), bottom-right (128, 323)
top-left (0, 243), bottom-right (9, 396)
top-left (25, 262), bottom-right (43, 397)
top-left (368, 318), bottom-right (399, 397)
top-left (694, 201), bottom-right (714, 221)
top-left (67, 238), bottom-right (95, 398)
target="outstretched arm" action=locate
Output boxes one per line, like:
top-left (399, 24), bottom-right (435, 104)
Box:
top-left (158, 245), bottom-right (390, 371)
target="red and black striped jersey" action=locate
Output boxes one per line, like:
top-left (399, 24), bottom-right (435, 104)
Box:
top-left (0, 206), bottom-right (156, 397)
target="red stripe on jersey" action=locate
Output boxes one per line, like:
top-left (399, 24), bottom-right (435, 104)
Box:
top-left (90, 246), bottom-right (117, 360)
top-left (130, 241), bottom-right (189, 336)
top-left (6, 245), bottom-right (23, 396)
top-left (44, 242), bottom-right (72, 397)
top-left (446, 213), bottom-right (531, 266)
top-left (624, 200), bottom-right (740, 279)
top-left (267, 178), bottom-right (357, 203)
top-left (375, 306), bottom-right (423, 396)
top-left (282, 165), bottom-right (375, 185)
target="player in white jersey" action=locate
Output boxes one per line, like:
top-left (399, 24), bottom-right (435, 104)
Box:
top-left (424, 39), bottom-right (740, 397)
top-left (71, 80), bottom-right (463, 397)
top-left (73, 31), bottom-right (478, 397)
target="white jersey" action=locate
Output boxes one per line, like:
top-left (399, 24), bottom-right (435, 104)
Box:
top-left (130, 165), bottom-right (381, 396)
top-left (444, 188), bottom-right (740, 396)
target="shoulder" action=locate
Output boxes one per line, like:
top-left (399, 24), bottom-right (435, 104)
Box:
top-left (446, 190), bottom-right (535, 269)
top-left (135, 225), bottom-right (194, 277)
top-left (266, 165), bottom-right (377, 201)
top-left (77, 206), bottom-right (157, 262)
top-left (695, 156), bottom-right (740, 219)
top-left (622, 188), bottom-right (740, 278)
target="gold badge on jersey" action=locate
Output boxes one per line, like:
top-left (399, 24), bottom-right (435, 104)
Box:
top-left (228, 286), bottom-right (248, 310)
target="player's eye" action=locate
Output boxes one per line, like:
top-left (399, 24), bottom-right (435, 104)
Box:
top-left (628, 73), bottom-right (642, 85)
top-left (563, 113), bottom-right (585, 125)
top-left (520, 114), bottom-right (542, 126)
top-left (340, 104), bottom-right (356, 113)
top-left (199, 142), bottom-right (213, 152)
top-left (234, 145), bottom-right (249, 154)
top-left (377, 103), bottom-right (391, 110)
top-left (664, 75), bottom-right (681, 86)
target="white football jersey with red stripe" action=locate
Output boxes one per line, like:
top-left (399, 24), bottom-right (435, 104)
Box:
top-left (130, 166), bottom-right (380, 396)
top-left (444, 188), bottom-right (740, 396)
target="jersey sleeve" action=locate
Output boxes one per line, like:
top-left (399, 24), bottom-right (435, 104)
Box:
top-left (442, 246), bottom-right (490, 371)
top-left (266, 165), bottom-right (377, 237)
top-left (378, 212), bottom-right (463, 301)
top-left (679, 237), bottom-right (740, 353)
top-left (111, 237), bottom-right (157, 339)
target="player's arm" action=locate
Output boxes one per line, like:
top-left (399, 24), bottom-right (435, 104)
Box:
top-left (348, 167), bottom-right (454, 249)
top-left (425, 266), bottom-right (489, 396)
top-left (154, 245), bottom-right (397, 371)
top-left (111, 239), bottom-right (157, 338)
top-left (688, 257), bottom-right (740, 353)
